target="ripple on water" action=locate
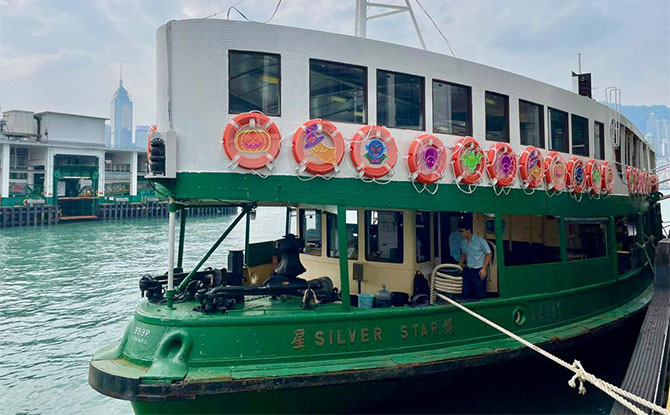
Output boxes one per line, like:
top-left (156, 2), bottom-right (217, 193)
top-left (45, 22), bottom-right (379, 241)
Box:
top-left (0, 208), bottom-right (287, 414)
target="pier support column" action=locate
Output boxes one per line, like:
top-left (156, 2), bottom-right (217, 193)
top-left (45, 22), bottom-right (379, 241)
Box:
top-left (0, 143), bottom-right (9, 198)
top-left (97, 151), bottom-right (105, 197)
top-left (130, 152), bottom-right (138, 196)
top-left (166, 201), bottom-right (177, 308)
top-left (337, 205), bottom-right (351, 310)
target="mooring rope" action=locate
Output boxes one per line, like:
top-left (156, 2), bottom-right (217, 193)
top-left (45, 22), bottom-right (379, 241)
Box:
top-left (434, 292), bottom-right (670, 415)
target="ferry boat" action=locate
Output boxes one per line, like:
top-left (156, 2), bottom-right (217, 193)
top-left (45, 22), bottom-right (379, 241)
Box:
top-left (89, 6), bottom-right (662, 414)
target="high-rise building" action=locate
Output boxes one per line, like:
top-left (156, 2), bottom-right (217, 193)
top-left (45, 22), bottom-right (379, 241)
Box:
top-left (110, 68), bottom-right (133, 149)
top-left (135, 125), bottom-right (150, 151)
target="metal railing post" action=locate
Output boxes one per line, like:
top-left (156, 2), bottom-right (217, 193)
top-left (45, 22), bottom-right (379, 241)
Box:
top-left (337, 205), bottom-right (351, 310)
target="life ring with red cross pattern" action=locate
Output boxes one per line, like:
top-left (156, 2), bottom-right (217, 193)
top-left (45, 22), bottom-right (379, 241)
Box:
top-left (518, 146), bottom-right (544, 189)
top-left (601, 161), bottom-right (615, 194)
top-left (544, 151), bottom-right (566, 192)
top-left (486, 142), bottom-right (517, 187)
top-left (451, 137), bottom-right (486, 185)
top-left (350, 125), bottom-right (398, 179)
top-left (292, 119), bottom-right (345, 175)
top-left (222, 112), bottom-right (281, 170)
top-left (407, 134), bottom-right (447, 184)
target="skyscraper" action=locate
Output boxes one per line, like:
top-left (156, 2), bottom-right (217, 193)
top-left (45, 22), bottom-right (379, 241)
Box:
top-left (110, 67), bottom-right (133, 148)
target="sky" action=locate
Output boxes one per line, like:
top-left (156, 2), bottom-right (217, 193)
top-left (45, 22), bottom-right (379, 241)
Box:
top-left (1, 0), bottom-right (669, 126)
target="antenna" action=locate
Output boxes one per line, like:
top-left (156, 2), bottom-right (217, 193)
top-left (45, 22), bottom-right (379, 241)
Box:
top-left (355, 0), bottom-right (426, 50)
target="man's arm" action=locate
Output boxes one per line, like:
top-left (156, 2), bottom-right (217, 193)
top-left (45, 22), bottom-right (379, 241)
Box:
top-left (479, 253), bottom-right (492, 279)
top-left (458, 253), bottom-right (466, 268)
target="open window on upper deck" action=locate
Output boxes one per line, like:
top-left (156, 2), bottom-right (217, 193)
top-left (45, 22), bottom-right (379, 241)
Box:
top-left (229, 50), bottom-right (280, 115)
top-left (377, 70), bottom-right (424, 131)
top-left (310, 59), bottom-right (367, 124)
top-left (485, 91), bottom-right (509, 142)
top-left (365, 210), bottom-right (404, 263)
top-left (549, 108), bottom-right (569, 153)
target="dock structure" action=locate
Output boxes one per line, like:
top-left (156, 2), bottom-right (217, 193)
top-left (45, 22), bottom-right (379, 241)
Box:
top-left (610, 239), bottom-right (670, 415)
top-left (0, 204), bottom-right (59, 228)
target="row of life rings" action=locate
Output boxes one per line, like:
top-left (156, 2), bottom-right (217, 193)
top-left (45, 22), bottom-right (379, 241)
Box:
top-left (220, 112), bottom-right (653, 195)
top-left (626, 166), bottom-right (658, 195)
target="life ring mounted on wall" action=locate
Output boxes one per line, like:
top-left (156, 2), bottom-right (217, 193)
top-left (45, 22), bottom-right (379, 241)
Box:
top-left (486, 142), bottom-right (517, 189)
top-left (600, 161), bottom-right (615, 195)
top-left (222, 112), bottom-right (282, 171)
top-left (518, 146), bottom-right (544, 190)
top-left (407, 134), bottom-right (448, 185)
top-left (584, 159), bottom-right (602, 195)
top-left (566, 157), bottom-right (586, 196)
top-left (544, 151), bottom-right (566, 193)
top-left (350, 125), bottom-right (398, 179)
top-left (292, 119), bottom-right (345, 176)
top-left (451, 137), bottom-right (486, 188)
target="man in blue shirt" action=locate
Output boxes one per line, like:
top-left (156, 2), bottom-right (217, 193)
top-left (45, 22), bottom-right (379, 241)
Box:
top-left (448, 229), bottom-right (464, 264)
top-left (458, 217), bottom-right (492, 300)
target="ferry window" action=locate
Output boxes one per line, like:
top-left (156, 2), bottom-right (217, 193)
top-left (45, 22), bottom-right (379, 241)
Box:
top-left (365, 210), bottom-right (404, 263)
top-left (503, 215), bottom-right (561, 266)
top-left (594, 121), bottom-right (605, 159)
top-left (326, 211), bottom-right (359, 259)
top-left (549, 108), bottom-right (569, 152)
top-left (310, 60), bottom-right (366, 124)
top-left (432, 80), bottom-right (471, 135)
top-left (229, 50), bottom-right (280, 116)
top-left (299, 209), bottom-right (322, 256)
top-left (377, 70), bottom-right (424, 130)
top-left (565, 220), bottom-right (607, 261)
top-left (616, 216), bottom-right (637, 273)
top-left (519, 100), bottom-right (544, 147)
top-left (571, 114), bottom-right (589, 156)
top-left (416, 211), bottom-right (431, 263)
top-left (485, 91), bottom-right (509, 142)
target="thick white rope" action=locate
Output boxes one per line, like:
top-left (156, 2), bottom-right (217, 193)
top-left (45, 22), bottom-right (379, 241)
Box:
top-left (434, 291), bottom-right (670, 415)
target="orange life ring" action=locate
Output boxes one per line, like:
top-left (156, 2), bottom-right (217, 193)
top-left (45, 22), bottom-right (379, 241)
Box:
top-left (292, 119), bottom-right (345, 175)
top-left (652, 174), bottom-right (659, 192)
top-left (600, 161), bottom-right (615, 194)
top-left (625, 166), bottom-right (634, 194)
top-left (640, 171), bottom-right (649, 195)
top-left (350, 126), bottom-right (398, 179)
top-left (407, 134), bottom-right (447, 184)
top-left (584, 159), bottom-right (602, 194)
top-left (544, 151), bottom-right (566, 192)
top-left (566, 157), bottom-right (586, 194)
top-left (222, 112), bottom-right (281, 170)
top-left (146, 125), bottom-right (157, 160)
top-left (451, 137), bottom-right (486, 185)
top-left (518, 146), bottom-right (544, 189)
top-left (486, 142), bottom-right (517, 187)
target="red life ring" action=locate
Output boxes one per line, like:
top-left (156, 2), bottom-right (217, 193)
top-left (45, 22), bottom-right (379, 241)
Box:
top-left (625, 166), bottom-right (635, 194)
top-left (544, 151), bottom-right (566, 192)
top-left (451, 137), bottom-right (486, 185)
top-left (600, 161), bottom-right (615, 194)
top-left (222, 112), bottom-right (281, 170)
top-left (407, 134), bottom-right (447, 184)
top-left (486, 142), bottom-right (517, 187)
top-left (146, 125), bottom-right (157, 160)
top-left (518, 146), bottom-right (544, 189)
top-left (652, 174), bottom-right (659, 192)
top-left (350, 126), bottom-right (398, 179)
top-left (584, 159), bottom-right (602, 194)
top-left (566, 157), bottom-right (586, 194)
top-left (292, 119), bottom-right (345, 175)
top-left (640, 171), bottom-right (649, 195)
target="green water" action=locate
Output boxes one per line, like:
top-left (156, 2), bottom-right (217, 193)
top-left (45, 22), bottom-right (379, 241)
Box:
top-left (1, 204), bottom-right (666, 414)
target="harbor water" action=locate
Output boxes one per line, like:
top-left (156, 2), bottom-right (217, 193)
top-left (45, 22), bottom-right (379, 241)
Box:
top-left (1, 204), bottom-right (667, 414)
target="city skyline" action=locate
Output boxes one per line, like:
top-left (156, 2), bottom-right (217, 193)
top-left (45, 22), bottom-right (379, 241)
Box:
top-left (1, 0), bottom-right (669, 126)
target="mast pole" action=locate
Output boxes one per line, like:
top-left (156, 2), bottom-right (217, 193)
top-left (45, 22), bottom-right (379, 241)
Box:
top-left (166, 200), bottom-right (177, 308)
top-left (355, 0), bottom-right (367, 38)
top-left (404, 0), bottom-right (426, 50)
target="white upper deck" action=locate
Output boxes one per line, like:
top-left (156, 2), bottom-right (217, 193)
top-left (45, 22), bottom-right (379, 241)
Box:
top-left (154, 19), bottom-right (653, 195)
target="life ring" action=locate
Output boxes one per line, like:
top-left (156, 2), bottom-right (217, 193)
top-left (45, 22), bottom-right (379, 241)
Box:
top-left (292, 119), bottom-right (345, 175)
top-left (625, 166), bottom-right (634, 194)
top-left (486, 142), bottom-right (517, 187)
top-left (222, 112), bottom-right (281, 170)
top-left (407, 134), bottom-right (447, 184)
top-left (652, 174), bottom-right (659, 192)
top-left (350, 125), bottom-right (398, 179)
top-left (451, 137), bottom-right (486, 185)
top-left (600, 161), bottom-right (615, 194)
top-left (544, 151), bottom-right (566, 192)
top-left (146, 125), bottom-right (157, 160)
top-left (518, 146), bottom-right (544, 189)
top-left (640, 171), bottom-right (649, 195)
top-left (22, 198), bottom-right (29, 206)
top-left (566, 157), bottom-right (586, 194)
top-left (584, 159), bottom-right (602, 194)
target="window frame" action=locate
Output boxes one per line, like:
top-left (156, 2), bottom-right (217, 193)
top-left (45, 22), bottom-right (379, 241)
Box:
top-left (309, 58), bottom-right (368, 125)
top-left (518, 99), bottom-right (545, 148)
top-left (376, 68), bottom-right (426, 131)
top-left (431, 79), bottom-right (472, 136)
top-left (298, 208), bottom-right (323, 257)
top-left (228, 49), bottom-right (282, 116)
top-left (326, 210), bottom-right (359, 260)
top-left (571, 114), bottom-right (590, 156)
top-left (594, 121), bottom-right (605, 160)
top-left (364, 210), bottom-right (404, 264)
top-left (548, 107), bottom-right (569, 152)
top-left (484, 91), bottom-right (510, 143)
top-left (564, 218), bottom-right (609, 261)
